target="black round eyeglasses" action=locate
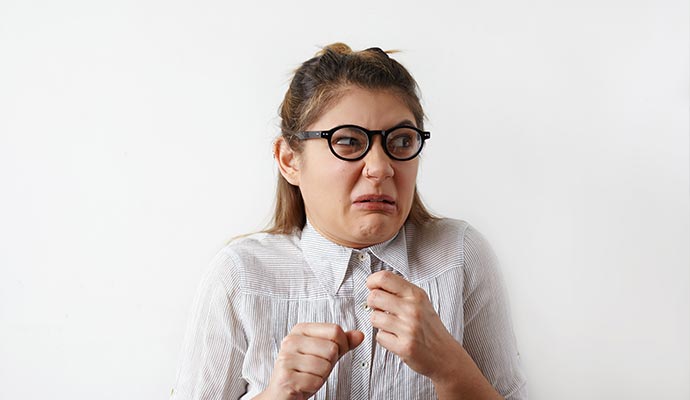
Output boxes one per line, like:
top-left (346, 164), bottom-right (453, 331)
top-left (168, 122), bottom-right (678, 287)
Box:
top-left (293, 124), bottom-right (431, 161)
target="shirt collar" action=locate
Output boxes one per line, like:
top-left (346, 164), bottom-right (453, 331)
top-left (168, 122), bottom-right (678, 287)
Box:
top-left (300, 220), bottom-right (410, 295)
top-left (369, 225), bottom-right (410, 279)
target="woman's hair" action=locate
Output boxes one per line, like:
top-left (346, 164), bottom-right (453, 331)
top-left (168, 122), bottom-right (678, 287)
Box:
top-left (266, 42), bottom-right (436, 235)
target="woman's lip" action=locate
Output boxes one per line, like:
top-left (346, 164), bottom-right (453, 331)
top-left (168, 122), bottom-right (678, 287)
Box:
top-left (352, 201), bottom-right (397, 213)
top-left (352, 194), bottom-right (396, 204)
top-left (352, 195), bottom-right (397, 212)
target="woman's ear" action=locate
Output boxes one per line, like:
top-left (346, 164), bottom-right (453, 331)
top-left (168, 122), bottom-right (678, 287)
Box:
top-left (274, 137), bottom-right (301, 186)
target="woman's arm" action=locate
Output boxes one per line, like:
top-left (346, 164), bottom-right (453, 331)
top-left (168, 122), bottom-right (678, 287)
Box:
top-left (171, 252), bottom-right (248, 400)
top-left (460, 224), bottom-right (528, 399)
top-left (365, 223), bottom-right (527, 399)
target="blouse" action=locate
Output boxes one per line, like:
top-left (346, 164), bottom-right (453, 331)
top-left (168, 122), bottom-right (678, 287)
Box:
top-left (171, 218), bottom-right (527, 399)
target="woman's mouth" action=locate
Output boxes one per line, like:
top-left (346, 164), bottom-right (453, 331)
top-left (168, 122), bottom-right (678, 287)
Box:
top-left (353, 195), bottom-right (397, 212)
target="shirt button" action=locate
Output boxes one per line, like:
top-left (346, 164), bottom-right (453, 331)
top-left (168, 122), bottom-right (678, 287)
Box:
top-left (362, 303), bottom-right (370, 311)
top-left (358, 253), bottom-right (366, 261)
top-left (359, 361), bottom-right (369, 369)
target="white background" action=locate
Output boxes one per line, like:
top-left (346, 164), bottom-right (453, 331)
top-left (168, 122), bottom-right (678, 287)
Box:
top-left (1, 0), bottom-right (688, 399)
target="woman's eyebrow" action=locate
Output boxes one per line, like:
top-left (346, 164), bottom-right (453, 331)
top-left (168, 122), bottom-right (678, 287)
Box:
top-left (391, 119), bottom-right (416, 128)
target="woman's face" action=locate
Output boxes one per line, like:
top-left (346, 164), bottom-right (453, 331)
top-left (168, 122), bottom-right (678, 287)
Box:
top-left (285, 86), bottom-right (420, 248)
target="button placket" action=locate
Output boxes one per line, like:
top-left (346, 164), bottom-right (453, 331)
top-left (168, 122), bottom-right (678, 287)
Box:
top-left (350, 251), bottom-right (372, 399)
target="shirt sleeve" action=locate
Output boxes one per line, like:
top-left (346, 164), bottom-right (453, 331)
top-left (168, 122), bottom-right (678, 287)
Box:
top-left (171, 250), bottom-right (248, 400)
top-left (462, 224), bottom-right (528, 399)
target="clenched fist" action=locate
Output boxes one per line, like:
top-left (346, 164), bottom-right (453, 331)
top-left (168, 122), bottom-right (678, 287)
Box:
top-left (255, 323), bottom-right (364, 400)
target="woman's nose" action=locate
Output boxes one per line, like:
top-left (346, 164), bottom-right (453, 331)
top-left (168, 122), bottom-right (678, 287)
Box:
top-left (362, 136), bottom-right (394, 181)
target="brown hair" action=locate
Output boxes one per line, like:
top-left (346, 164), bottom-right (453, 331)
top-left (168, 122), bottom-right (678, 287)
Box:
top-left (266, 43), bottom-right (436, 235)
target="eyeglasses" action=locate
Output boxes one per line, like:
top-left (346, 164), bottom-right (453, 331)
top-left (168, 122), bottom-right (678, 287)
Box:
top-left (293, 124), bottom-right (431, 161)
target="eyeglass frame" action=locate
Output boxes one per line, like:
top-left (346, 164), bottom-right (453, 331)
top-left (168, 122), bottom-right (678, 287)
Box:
top-left (292, 124), bottom-right (431, 162)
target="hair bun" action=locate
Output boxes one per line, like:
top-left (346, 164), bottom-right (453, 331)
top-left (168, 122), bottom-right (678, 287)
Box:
top-left (316, 42), bottom-right (353, 56)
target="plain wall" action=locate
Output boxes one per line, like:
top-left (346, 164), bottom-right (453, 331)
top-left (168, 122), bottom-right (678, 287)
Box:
top-left (1, 0), bottom-right (688, 399)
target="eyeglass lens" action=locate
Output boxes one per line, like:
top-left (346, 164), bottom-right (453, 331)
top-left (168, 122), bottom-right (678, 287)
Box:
top-left (330, 126), bottom-right (422, 160)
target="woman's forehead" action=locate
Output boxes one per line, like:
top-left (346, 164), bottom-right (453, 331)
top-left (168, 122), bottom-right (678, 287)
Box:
top-left (307, 86), bottom-right (416, 130)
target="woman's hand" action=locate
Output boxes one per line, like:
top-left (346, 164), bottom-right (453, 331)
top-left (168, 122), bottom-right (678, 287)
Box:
top-left (366, 270), bottom-right (461, 379)
top-left (256, 323), bottom-right (364, 400)
top-left (366, 271), bottom-right (502, 399)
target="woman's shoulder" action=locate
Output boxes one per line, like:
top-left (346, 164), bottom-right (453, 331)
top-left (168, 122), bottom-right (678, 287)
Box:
top-left (203, 230), bottom-right (304, 282)
top-left (405, 217), bottom-right (471, 242)
top-left (405, 218), bottom-right (502, 282)
top-left (404, 217), bottom-right (494, 265)
top-left (228, 230), bottom-right (301, 253)
top-left (400, 218), bottom-right (471, 275)
top-left (216, 230), bottom-right (302, 266)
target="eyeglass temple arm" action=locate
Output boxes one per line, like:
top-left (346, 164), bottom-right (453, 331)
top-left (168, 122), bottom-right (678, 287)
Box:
top-left (294, 131), bottom-right (328, 140)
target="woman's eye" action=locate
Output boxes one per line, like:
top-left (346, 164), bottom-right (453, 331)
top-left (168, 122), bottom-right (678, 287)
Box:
top-left (334, 137), bottom-right (362, 147)
top-left (389, 135), bottom-right (412, 148)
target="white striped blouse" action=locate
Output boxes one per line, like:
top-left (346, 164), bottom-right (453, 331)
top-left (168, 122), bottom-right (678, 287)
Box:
top-left (171, 218), bottom-right (527, 399)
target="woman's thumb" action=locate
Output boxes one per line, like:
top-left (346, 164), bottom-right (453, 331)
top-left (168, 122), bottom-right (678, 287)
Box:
top-left (345, 330), bottom-right (365, 351)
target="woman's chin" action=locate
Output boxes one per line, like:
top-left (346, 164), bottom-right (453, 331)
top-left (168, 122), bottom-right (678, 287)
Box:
top-left (351, 218), bottom-right (401, 246)
top-left (311, 213), bottom-right (404, 248)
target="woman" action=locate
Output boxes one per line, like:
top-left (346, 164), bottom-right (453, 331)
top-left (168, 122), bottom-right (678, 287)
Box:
top-left (172, 43), bottom-right (527, 400)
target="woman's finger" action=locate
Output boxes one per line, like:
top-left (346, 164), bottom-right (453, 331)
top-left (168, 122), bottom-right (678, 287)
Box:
top-left (345, 330), bottom-right (365, 351)
top-left (370, 309), bottom-right (406, 335)
top-left (367, 288), bottom-right (406, 315)
top-left (280, 334), bottom-right (340, 364)
top-left (290, 323), bottom-right (350, 358)
top-left (275, 351), bottom-right (334, 378)
top-left (374, 329), bottom-right (399, 352)
top-left (365, 270), bottom-right (414, 296)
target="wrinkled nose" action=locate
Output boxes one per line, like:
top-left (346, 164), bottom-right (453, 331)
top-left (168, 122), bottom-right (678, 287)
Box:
top-left (362, 136), bottom-right (394, 181)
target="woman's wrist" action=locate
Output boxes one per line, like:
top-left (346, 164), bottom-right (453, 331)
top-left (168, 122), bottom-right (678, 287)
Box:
top-left (253, 388), bottom-right (292, 400)
top-left (429, 341), bottom-right (503, 400)
top-left (252, 390), bottom-right (270, 400)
